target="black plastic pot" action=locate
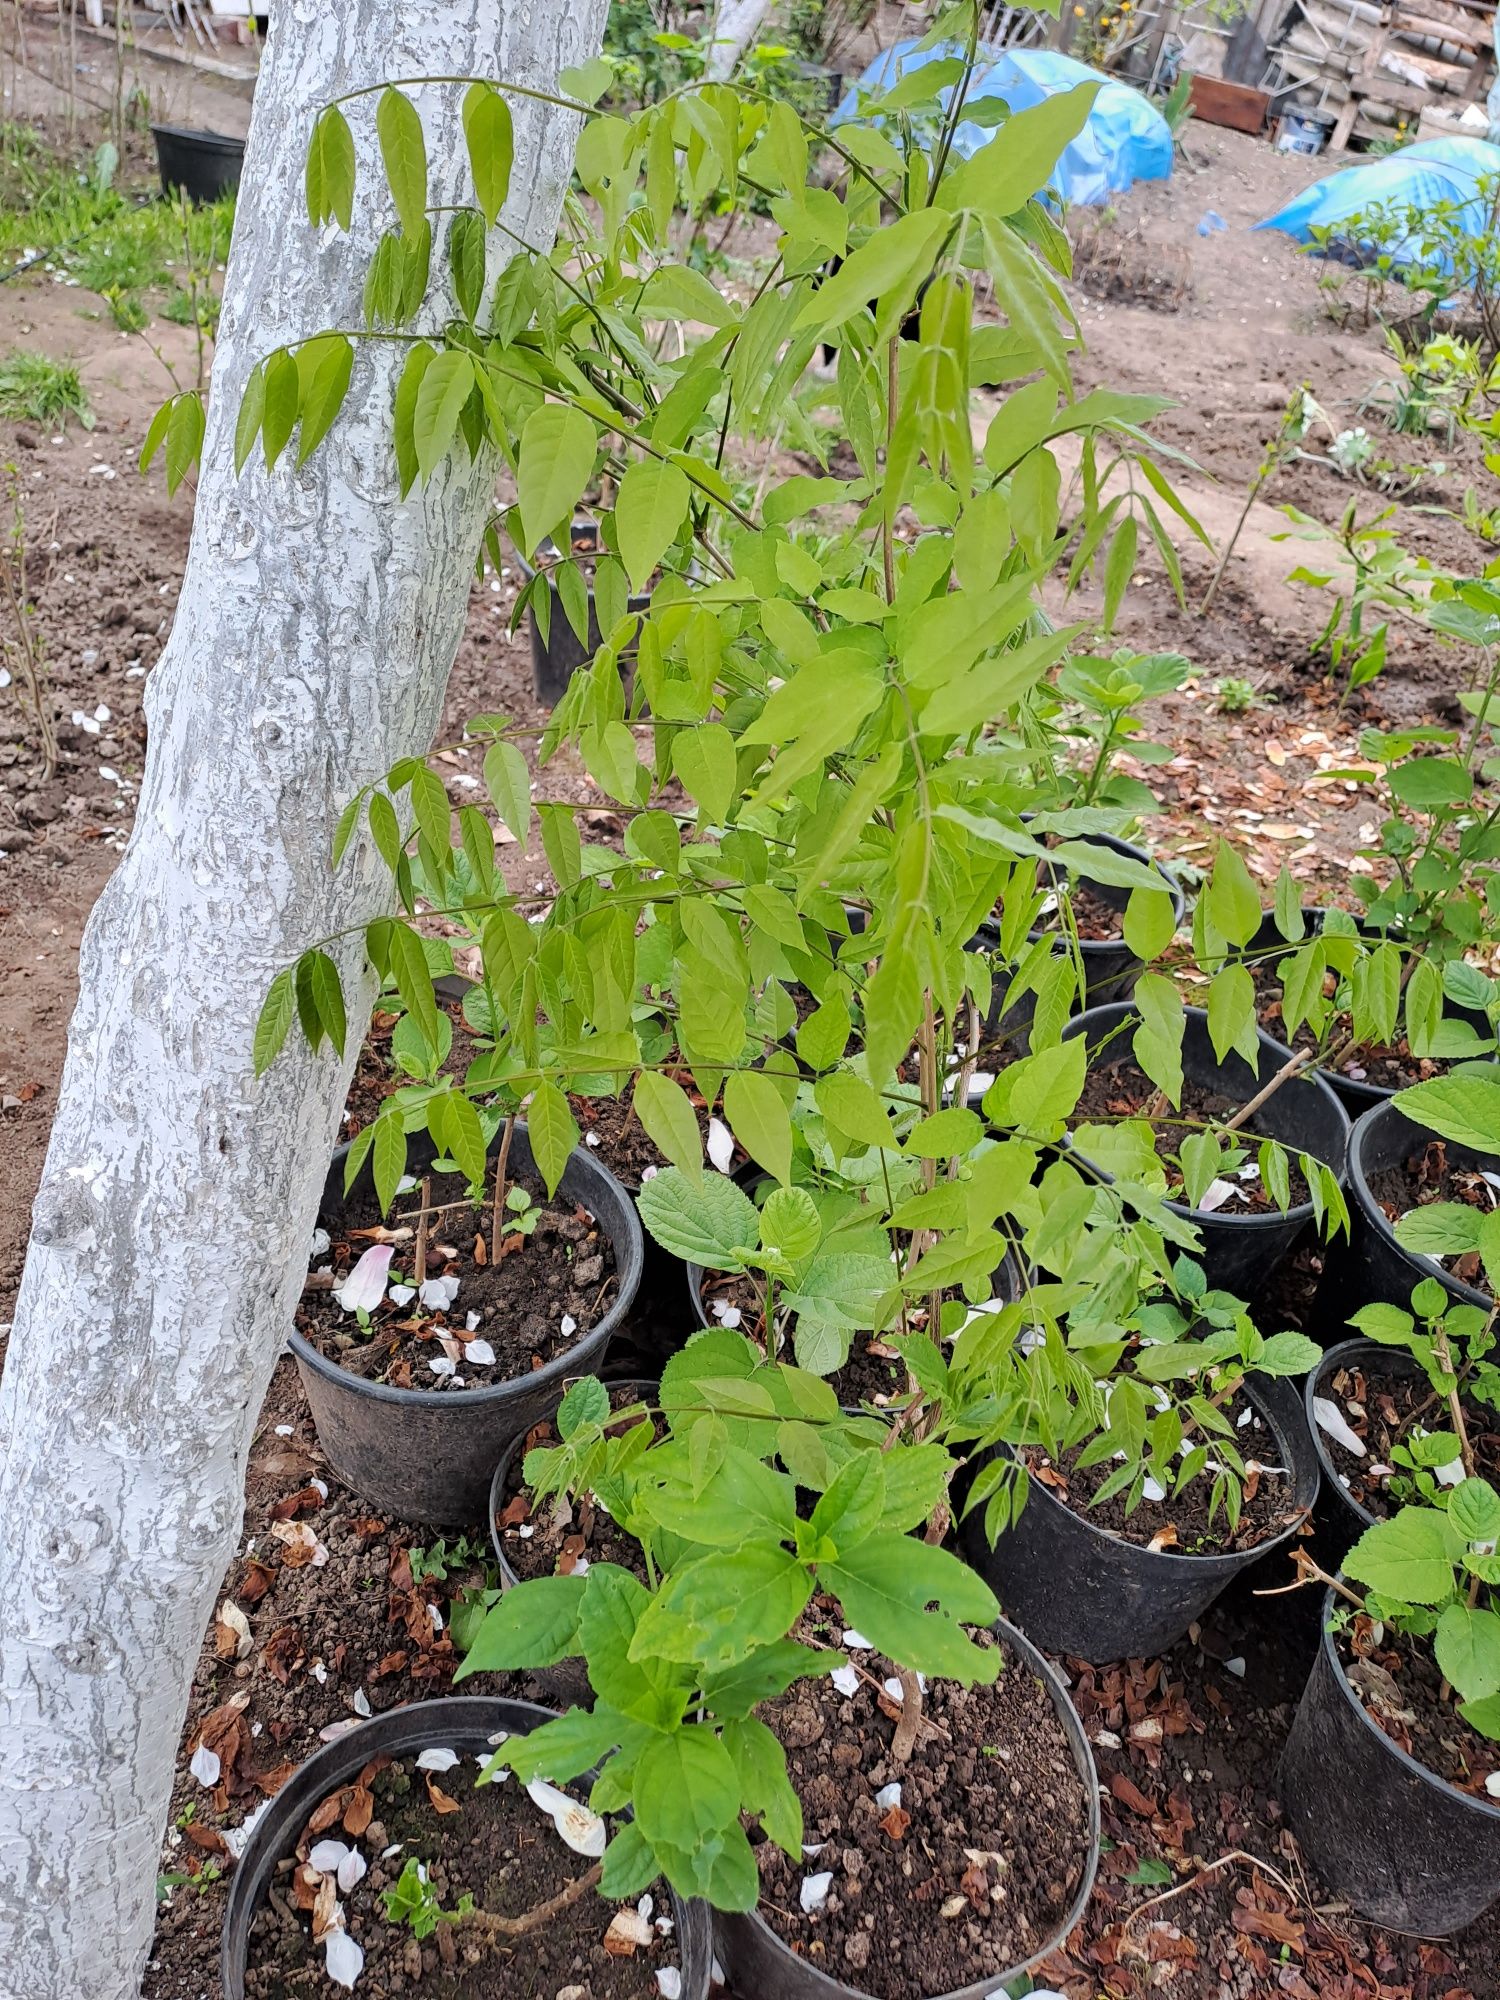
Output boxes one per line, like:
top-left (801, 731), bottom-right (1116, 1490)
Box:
top-left (513, 519), bottom-right (650, 706)
top-left (290, 1123), bottom-right (643, 1526)
top-left (1061, 1001), bottom-right (1351, 1297)
top-left (1315, 1097), bottom-right (1495, 1326)
top-left (221, 1695), bottom-right (714, 1999)
top-left (1304, 1336), bottom-right (1421, 1568)
top-left (1238, 907), bottom-right (1489, 1120)
top-left (151, 124), bottom-right (245, 203)
top-left (488, 1376), bottom-right (658, 1587)
top-left (970, 831), bottom-right (1185, 1049)
top-left (959, 1380), bottom-right (1319, 1663)
top-left (714, 1612), bottom-right (1100, 2000)
top-left (1279, 1589), bottom-right (1500, 1934)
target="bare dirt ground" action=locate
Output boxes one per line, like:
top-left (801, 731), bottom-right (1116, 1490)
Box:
top-left (1, 89), bottom-right (1496, 2000)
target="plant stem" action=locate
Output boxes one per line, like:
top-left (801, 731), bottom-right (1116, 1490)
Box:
top-left (490, 1113), bottom-right (515, 1266)
top-left (891, 1669), bottom-right (922, 1763)
top-left (466, 1862), bottom-right (602, 1938)
top-left (882, 335), bottom-right (898, 603)
top-left (414, 1177), bottom-right (432, 1287)
top-left (1431, 1323), bottom-right (1475, 1478)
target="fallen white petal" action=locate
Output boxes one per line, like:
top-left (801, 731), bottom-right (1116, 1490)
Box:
top-left (324, 1925), bottom-right (364, 1990)
top-left (416, 1747), bottom-right (460, 1772)
top-left (800, 1870), bottom-right (834, 1913)
top-left (465, 1338), bottom-right (496, 1365)
top-left (1225, 1657), bottom-right (1247, 1678)
top-left (339, 1849), bottom-right (367, 1894)
top-left (829, 1664), bottom-right (860, 1698)
top-left (274, 1423), bottom-right (295, 1437)
top-left (525, 1778), bottom-right (608, 1858)
top-left (1312, 1398), bottom-right (1366, 1459)
top-left (335, 1243), bottom-right (393, 1315)
top-left (875, 1782), bottom-right (901, 1810)
top-left (637, 1894), bottom-right (654, 1922)
top-left (309, 1228), bottom-right (331, 1258)
top-left (188, 1744), bottom-right (220, 1788)
top-left (319, 1719), bottom-right (362, 1743)
top-left (309, 1840), bottom-right (351, 1875)
top-left (560, 1313), bottom-right (577, 1337)
top-left (1486, 1772), bottom-right (1500, 1799)
top-left (1197, 1178), bottom-right (1238, 1214)
top-left (429, 1356), bottom-right (457, 1378)
top-left (222, 1799), bottom-right (270, 1860)
top-left (419, 1274), bottom-right (462, 1311)
top-left (707, 1117), bottom-right (734, 1175)
top-left (352, 1688), bottom-right (371, 1718)
top-left (656, 1972), bottom-right (682, 2000)
top-left (466, 1311), bottom-right (482, 1332)
top-left (842, 1630), bottom-right (872, 1650)
top-left (388, 1285), bottom-right (415, 1306)
top-left (802, 1843), bottom-right (825, 1857)
top-left (1436, 1457), bottom-right (1466, 1488)
top-left (1142, 1476), bottom-right (1167, 1504)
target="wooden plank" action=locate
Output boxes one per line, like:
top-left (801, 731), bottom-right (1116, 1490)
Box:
top-left (1187, 71), bottom-right (1271, 130)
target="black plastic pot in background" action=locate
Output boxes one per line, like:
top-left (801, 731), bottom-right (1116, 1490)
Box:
top-left (512, 519), bottom-right (650, 707)
top-left (1061, 1001), bottom-right (1351, 1298)
top-left (960, 1380), bottom-right (1319, 1663)
top-left (151, 124), bottom-right (245, 203)
top-left (221, 1695), bottom-right (714, 2000)
top-left (290, 1124), bottom-right (643, 1526)
top-left (488, 1377), bottom-right (658, 1587)
top-left (713, 1613), bottom-right (1099, 2000)
top-left (970, 831), bottom-right (1186, 1050)
top-left (1237, 907), bottom-right (1489, 1121)
top-left (1279, 1590), bottom-right (1500, 1935)
top-left (1304, 1336), bottom-right (1422, 1570)
top-left (1315, 1098), bottom-right (1495, 1327)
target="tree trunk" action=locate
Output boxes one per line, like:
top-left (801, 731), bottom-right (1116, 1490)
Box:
top-left (0, 3), bottom-right (607, 1994)
top-left (705, 0), bottom-right (772, 79)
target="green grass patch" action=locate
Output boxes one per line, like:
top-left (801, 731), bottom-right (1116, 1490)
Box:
top-left (0, 350), bottom-right (92, 429)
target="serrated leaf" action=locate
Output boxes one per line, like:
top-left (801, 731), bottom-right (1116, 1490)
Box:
top-left (253, 967), bottom-right (296, 1076)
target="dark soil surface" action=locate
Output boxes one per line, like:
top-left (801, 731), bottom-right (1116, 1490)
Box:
top-left (243, 1750), bottom-right (672, 1999)
top-left (1369, 1141), bottom-right (1500, 1290)
top-left (756, 1625), bottom-right (1092, 1997)
top-left (341, 993), bottom-right (483, 1137)
top-left (569, 1086), bottom-right (731, 1193)
top-left (1024, 1392), bottom-right (1297, 1556)
top-left (1048, 880), bottom-right (1126, 944)
top-left (493, 1381), bottom-right (658, 1584)
top-left (1334, 1620), bottom-right (1500, 1800)
top-left (1073, 1057), bottom-right (1314, 1213)
top-left (1315, 1357), bottom-right (1500, 1516)
top-left (297, 1163), bottom-right (617, 1391)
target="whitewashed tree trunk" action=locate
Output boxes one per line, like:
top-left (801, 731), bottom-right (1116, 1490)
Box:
top-left (0, 2), bottom-right (607, 1994)
top-left (705, 0), bottom-right (772, 78)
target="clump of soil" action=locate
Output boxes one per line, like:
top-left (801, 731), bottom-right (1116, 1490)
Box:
top-left (1335, 1620), bottom-right (1500, 1799)
top-left (1314, 1356), bottom-right (1500, 1515)
top-left (1368, 1140), bottom-right (1500, 1290)
top-left (494, 1382), bottom-right (659, 1583)
top-left (1024, 1393), bottom-right (1296, 1555)
top-left (298, 1159), bottom-right (617, 1391)
top-left (1073, 1056), bottom-right (1312, 1214)
top-left (243, 1751), bottom-right (676, 1999)
top-left (756, 1625), bottom-right (1091, 1997)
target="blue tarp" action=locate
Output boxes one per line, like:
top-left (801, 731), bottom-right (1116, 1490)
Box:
top-left (1256, 137), bottom-right (1500, 271)
top-left (830, 40), bottom-right (1174, 209)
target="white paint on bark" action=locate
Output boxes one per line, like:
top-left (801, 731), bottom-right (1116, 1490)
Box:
top-left (0, 2), bottom-right (607, 1994)
top-left (705, 0), bottom-right (773, 78)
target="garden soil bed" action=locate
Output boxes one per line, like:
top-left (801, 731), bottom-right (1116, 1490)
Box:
top-left (755, 1623), bottom-right (1091, 1998)
top-left (1333, 1621), bottom-right (1500, 1799)
top-left (1073, 1058), bottom-right (1313, 1212)
top-left (243, 1750), bottom-right (673, 2000)
top-left (297, 1164), bottom-right (617, 1391)
top-left (1317, 1358), bottom-right (1500, 1514)
top-left (1369, 1141), bottom-right (1500, 1287)
top-left (494, 1382), bottom-right (658, 1583)
top-left (1023, 1391), bottom-right (1295, 1557)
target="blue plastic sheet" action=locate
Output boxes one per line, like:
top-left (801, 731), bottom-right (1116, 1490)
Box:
top-left (1256, 137), bottom-right (1500, 272)
top-left (830, 40), bottom-right (1174, 208)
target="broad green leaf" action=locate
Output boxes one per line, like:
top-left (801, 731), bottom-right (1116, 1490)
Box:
top-left (253, 967), bottom-right (295, 1076)
top-left (633, 1071), bottom-right (704, 1183)
top-left (306, 104), bottom-right (355, 229)
top-left (376, 86), bottom-right (427, 237)
top-left (454, 1574), bottom-right (586, 1677)
top-left (371, 1113), bottom-right (407, 1215)
top-left (721, 1715), bottom-right (802, 1857)
top-left (483, 739), bottom-right (532, 845)
top-left (907, 1107), bottom-right (983, 1160)
top-left (615, 457), bottom-right (691, 595)
top-left (821, 1534), bottom-right (1000, 1684)
top-left (793, 208), bottom-right (951, 340)
top-left (701, 1641), bottom-right (830, 1719)
top-left (940, 85), bottom-right (1101, 216)
top-left (815, 1071), bottom-right (894, 1150)
top-left (448, 208), bottom-right (487, 324)
top-left (1204, 841), bottom-right (1260, 948)
top-left (1395, 1073), bottom-right (1500, 1157)
top-left (636, 1166), bottom-right (761, 1267)
top-left (1345, 1506), bottom-right (1457, 1607)
top-left (808, 1451), bottom-right (885, 1553)
top-left (673, 723), bottom-right (737, 822)
top-left (517, 403), bottom-right (597, 558)
top-left (632, 1544), bottom-right (814, 1670)
top-left (1435, 1602), bottom-right (1500, 1702)
top-left (1451, 1477), bottom-right (1500, 1546)
top-left (295, 334), bottom-right (353, 466)
top-left (463, 81), bottom-right (514, 227)
top-left (723, 1070), bottom-right (793, 1187)
top-left (634, 1729), bottom-right (742, 1861)
top-left (413, 349), bottom-right (475, 481)
top-left (1124, 886), bottom-right (1177, 961)
top-left (528, 1079), bottom-right (579, 1198)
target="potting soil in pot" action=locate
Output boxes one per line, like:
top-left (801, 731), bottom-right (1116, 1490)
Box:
top-left (1249, 957), bottom-right (1454, 1093)
top-left (754, 1622), bottom-right (1091, 1998)
top-left (1072, 1057), bottom-right (1312, 1213)
top-left (243, 1750), bottom-right (679, 1999)
top-left (1334, 1618), bottom-right (1500, 1801)
top-left (495, 1383), bottom-right (660, 1584)
top-left (1368, 1138), bottom-right (1500, 1290)
top-left (1314, 1355), bottom-right (1500, 1515)
top-left (569, 1089), bottom-right (739, 1194)
top-left (298, 1164), bottom-right (618, 1392)
top-left (1035, 879), bottom-right (1125, 943)
top-left (1024, 1392), bottom-right (1296, 1556)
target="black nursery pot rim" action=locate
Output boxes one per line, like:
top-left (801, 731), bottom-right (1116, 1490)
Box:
top-left (1304, 1335), bottom-right (1421, 1534)
top-left (1003, 1377), bottom-right (1313, 1569)
top-left (292, 1125), bottom-right (645, 1409)
top-left (220, 1694), bottom-right (713, 2000)
top-left (716, 1611), bottom-right (1101, 2000)
top-left (1314, 1584), bottom-right (1500, 1826)
top-left (488, 1375), bottom-right (660, 1584)
top-left (1060, 999), bottom-right (1350, 1234)
top-left (1347, 1099), bottom-right (1494, 1310)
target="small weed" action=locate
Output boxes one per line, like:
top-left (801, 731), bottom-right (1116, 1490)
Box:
top-left (1212, 677), bottom-right (1262, 715)
top-left (0, 351), bottom-right (91, 429)
top-left (407, 1533), bottom-right (490, 1584)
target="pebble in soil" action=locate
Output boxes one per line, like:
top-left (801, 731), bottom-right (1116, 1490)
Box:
top-left (755, 1624), bottom-right (1091, 1999)
top-left (243, 1753), bottom-right (677, 1999)
top-left (298, 1161), bottom-right (618, 1391)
